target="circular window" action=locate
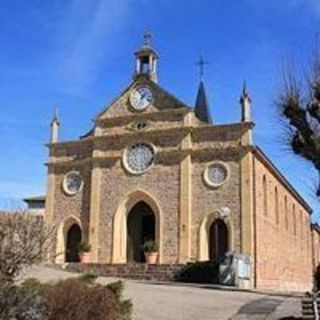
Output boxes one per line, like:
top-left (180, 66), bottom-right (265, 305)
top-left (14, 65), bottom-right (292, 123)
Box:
top-left (124, 142), bottom-right (155, 174)
top-left (63, 171), bottom-right (83, 195)
top-left (204, 162), bottom-right (229, 188)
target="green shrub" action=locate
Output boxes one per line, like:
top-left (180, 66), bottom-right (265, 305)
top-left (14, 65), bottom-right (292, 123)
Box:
top-left (77, 242), bottom-right (91, 252)
top-left (315, 263), bottom-right (320, 290)
top-left (78, 271), bottom-right (98, 284)
top-left (1, 277), bottom-right (133, 320)
top-left (106, 281), bottom-right (132, 319)
top-left (41, 278), bottom-right (123, 320)
top-left (21, 278), bottom-right (44, 293)
top-left (141, 240), bottom-right (159, 252)
top-left (0, 283), bottom-right (46, 320)
top-left (175, 260), bottom-right (220, 284)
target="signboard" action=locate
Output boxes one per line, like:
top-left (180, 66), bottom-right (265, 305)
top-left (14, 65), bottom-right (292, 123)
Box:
top-left (238, 257), bottom-right (250, 279)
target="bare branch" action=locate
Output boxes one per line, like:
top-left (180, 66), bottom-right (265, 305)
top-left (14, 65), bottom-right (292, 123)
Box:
top-left (0, 210), bottom-right (56, 283)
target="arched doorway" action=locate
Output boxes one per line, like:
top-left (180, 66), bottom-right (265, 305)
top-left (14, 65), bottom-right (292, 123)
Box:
top-left (209, 219), bottom-right (228, 260)
top-left (127, 201), bottom-right (155, 263)
top-left (65, 223), bottom-right (82, 262)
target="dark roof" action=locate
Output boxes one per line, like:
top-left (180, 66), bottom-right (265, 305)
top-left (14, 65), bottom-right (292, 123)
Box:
top-left (23, 195), bottom-right (46, 203)
top-left (253, 147), bottom-right (312, 213)
top-left (80, 127), bottom-right (94, 139)
top-left (194, 81), bottom-right (212, 124)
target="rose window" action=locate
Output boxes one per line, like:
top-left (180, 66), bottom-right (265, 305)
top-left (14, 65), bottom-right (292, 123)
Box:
top-left (204, 162), bottom-right (229, 188)
top-left (63, 171), bottom-right (83, 195)
top-left (125, 142), bottom-right (155, 174)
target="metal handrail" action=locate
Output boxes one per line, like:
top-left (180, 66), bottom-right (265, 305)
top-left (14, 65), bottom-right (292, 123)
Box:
top-left (306, 291), bottom-right (320, 320)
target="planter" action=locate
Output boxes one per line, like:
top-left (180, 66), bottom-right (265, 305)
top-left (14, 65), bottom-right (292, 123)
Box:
top-left (144, 252), bottom-right (158, 264)
top-left (79, 252), bottom-right (91, 263)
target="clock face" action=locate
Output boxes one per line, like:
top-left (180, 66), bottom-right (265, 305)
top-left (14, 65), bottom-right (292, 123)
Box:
top-left (124, 142), bottom-right (155, 174)
top-left (130, 86), bottom-right (153, 111)
top-left (63, 171), bottom-right (83, 195)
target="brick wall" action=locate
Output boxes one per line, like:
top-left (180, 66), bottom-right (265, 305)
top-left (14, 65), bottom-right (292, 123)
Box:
top-left (253, 155), bottom-right (313, 292)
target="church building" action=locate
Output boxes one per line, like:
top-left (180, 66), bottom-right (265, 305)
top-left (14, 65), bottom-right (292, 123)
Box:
top-left (45, 35), bottom-right (314, 292)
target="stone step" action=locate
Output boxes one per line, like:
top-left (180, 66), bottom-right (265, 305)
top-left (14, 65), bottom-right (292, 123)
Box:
top-left (62, 263), bottom-right (184, 282)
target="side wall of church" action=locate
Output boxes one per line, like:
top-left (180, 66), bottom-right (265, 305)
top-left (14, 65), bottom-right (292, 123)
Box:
top-left (253, 155), bottom-right (313, 292)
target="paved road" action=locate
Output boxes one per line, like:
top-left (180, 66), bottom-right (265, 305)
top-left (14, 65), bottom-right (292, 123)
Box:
top-left (21, 266), bottom-right (301, 320)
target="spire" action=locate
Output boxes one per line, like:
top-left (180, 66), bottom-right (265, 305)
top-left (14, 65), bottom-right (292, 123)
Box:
top-left (50, 108), bottom-right (60, 143)
top-left (195, 80), bottom-right (212, 124)
top-left (134, 31), bottom-right (158, 82)
top-left (51, 108), bottom-right (60, 126)
top-left (240, 81), bottom-right (252, 122)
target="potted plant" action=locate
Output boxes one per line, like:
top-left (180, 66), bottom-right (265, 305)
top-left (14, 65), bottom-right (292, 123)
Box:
top-left (78, 242), bottom-right (91, 263)
top-left (141, 240), bottom-right (159, 264)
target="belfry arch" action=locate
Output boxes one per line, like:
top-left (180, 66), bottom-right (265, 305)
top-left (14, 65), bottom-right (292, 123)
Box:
top-left (112, 190), bottom-right (162, 264)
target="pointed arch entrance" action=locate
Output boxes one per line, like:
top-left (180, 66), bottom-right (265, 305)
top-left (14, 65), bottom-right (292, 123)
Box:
top-left (65, 224), bottom-right (82, 262)
top-left (199, 213), bottom-right (232, 261)
top-left (112, 190), bottom-right (162, 264)
top-left (127, 201), bottom-right (155, 262)
top-left (55, 216), bottom-right (82, 263)
top-left (209, 219), bottom-right (228, 260)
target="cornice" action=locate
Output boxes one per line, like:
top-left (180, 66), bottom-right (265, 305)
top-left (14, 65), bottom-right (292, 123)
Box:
top-left (47, 145), bottom-right (247, 167)
top-left (47, 121), bottom-right (254, 149)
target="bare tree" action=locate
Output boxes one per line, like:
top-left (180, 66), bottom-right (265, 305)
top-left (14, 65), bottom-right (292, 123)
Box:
top-left (0, 210), bottom-right (56, 283)
top-left (276, 47), bottom-right (320, 198)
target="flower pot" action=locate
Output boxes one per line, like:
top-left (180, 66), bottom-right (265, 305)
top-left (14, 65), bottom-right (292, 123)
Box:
top-left (144, 252), bottom-right (158, 264)
top-left (79, 252), bottom-right (91, 263)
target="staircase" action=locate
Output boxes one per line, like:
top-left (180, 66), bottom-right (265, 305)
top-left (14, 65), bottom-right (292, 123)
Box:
top-left (62, 263), bottom-right (183, 282)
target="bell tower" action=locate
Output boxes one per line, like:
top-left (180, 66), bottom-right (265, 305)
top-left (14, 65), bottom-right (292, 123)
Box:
top-left (134, 32), bottom-right (158, 83)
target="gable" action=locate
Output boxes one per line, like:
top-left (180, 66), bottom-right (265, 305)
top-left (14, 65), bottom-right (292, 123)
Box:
top-left (95, 76), bottom-right (190, 121)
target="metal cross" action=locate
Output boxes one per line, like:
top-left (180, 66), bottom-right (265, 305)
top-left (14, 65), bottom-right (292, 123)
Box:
top-left (196, 53), bottom-right (209, 79)
top-left (143, 30), bottom-right (152, 46)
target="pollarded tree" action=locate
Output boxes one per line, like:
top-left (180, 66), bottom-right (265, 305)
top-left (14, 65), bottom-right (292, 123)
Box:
top-left (277, 49), bottom-right (320, 198)
top-left (0, 210), bottom-right (56, 283)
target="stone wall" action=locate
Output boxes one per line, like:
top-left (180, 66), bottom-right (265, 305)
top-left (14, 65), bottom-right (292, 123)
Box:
top-left (190, 150), bottom-right (241, 260)
top-left (98, 156), bottom-right (181, 263)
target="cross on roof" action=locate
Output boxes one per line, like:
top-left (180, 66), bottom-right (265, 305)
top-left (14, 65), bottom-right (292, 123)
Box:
top-left (143, 30), bottom-right (152, 46)
top-left (196, 53), bottom-right (209, 80)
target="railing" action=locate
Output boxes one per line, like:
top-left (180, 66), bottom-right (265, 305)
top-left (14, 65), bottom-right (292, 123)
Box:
top-left (302, 291), bottom-right (320, 320)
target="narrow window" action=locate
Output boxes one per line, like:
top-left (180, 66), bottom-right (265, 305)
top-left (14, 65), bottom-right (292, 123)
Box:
top-left (284, 196), bottom-right (288, 230)
top-left (263, 175), bottom-right (268, 216)
top-left (275, 187), bottom-right (279, 224)
top-left (293, 204), bottom-right (296, 235)
top-left (300, 210), bottom-right (303, 240)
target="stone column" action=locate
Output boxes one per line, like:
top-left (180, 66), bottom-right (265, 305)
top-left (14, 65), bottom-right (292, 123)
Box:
top-left (44, 166), bottom-right (55, 223)
top-left (240, 150), bottom-right (254, 287)
top-left (179, 112), bottom-right (192, 263)
top-left (88, 154), bottom-right (102, 263)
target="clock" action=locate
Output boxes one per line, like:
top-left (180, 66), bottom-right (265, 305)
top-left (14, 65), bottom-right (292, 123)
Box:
top-left (204, 162), bottom-right (229, 188)
top-left (130, 85), bottom-right (153, 111)
top-left (123, 142), bottom-right (155, 174)
top-left (63, 171), bottom-right (83, 195)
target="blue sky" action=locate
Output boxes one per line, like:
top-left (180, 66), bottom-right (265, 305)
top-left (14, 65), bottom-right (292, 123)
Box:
top-left (0, 0), bottom-right (319, 218)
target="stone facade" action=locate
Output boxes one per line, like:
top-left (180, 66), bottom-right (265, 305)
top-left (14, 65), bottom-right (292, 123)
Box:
top-left (45, 39), bottom-right (315, 292)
